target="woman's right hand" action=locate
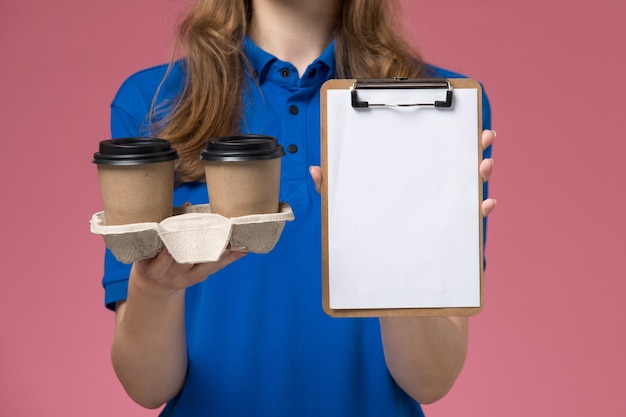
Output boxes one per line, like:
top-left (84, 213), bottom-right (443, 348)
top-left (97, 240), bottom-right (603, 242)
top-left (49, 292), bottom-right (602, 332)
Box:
top-left (132, 247), bottom-right (247, 293)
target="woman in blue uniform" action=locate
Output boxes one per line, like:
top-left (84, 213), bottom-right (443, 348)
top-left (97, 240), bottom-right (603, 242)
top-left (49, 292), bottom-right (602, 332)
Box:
top-left (103, 0), bottom-right (497, 415)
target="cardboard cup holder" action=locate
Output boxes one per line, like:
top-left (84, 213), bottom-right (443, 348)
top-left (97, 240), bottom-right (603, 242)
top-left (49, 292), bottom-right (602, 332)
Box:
top-left (90, 203), bottom-right (294, 264)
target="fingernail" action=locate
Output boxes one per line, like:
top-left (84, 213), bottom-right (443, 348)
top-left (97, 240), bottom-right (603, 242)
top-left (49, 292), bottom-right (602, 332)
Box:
top-left (491, 130), bottom-right (497, 138)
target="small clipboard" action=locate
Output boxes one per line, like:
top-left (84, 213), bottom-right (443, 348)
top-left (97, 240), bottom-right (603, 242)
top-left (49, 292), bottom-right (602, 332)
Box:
top-left (321, 78), bottom-right (484, 318)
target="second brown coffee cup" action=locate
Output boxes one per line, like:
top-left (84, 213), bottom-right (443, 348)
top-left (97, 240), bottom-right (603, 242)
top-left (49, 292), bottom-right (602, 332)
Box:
top-left (93, 138), bottom-right (178, 225)
top-left (201, 135), bottom-right (285, 218)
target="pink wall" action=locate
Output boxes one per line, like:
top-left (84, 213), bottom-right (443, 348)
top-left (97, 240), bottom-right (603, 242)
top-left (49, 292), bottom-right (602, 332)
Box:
top-left (1, 1), bottom-right (624, 416)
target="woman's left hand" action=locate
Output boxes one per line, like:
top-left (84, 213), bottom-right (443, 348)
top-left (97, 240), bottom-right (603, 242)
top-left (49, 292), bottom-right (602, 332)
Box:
top-left (479, 129), bottom-right (497, 216)
top-left (309, 129), bottom-right (498, 217)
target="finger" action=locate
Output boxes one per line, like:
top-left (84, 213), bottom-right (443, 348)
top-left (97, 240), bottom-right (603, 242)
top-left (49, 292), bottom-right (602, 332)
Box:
top-left (309, 166), bottom-right (323, 194)
top-left (481, 198), bottom-right (497, 217)
top-left (479, 158), bottom-right (494, 181)
top-left (216, 250), bottom-right (247, 269)
top-left (482, 129), bottom-right (496, 149)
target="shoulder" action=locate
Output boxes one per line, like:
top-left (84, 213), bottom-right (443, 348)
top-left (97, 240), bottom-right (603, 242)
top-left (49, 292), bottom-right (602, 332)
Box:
top-left (423, 64), bottom-right (470, 79)
top-left (111, 61), bottom-right (186, 115)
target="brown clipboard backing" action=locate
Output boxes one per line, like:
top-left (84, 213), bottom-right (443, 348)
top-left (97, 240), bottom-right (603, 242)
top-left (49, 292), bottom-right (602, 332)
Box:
top-left (321, 78), bottom-right (484, 318)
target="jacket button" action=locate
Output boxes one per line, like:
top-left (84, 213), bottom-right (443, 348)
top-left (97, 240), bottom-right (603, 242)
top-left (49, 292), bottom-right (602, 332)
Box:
top-left (287, 144), bottom-right (298, 153)
top-left (289, 105), bottom-right (299, 115)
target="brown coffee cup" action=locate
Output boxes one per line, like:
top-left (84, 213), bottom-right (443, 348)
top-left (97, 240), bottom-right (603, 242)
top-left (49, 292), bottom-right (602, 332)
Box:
top-left (200, 135), bottom-right (285, 218)
top-left (93, 138), bottom-right (178, 225)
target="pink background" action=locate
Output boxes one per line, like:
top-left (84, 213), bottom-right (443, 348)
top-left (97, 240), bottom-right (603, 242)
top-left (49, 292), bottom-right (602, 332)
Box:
top-left (1, 0), bottom-right (624, 415)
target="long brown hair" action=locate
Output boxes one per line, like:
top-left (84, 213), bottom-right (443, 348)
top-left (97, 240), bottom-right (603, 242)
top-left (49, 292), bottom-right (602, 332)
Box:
top-left (153, 0), bottom-right (426, 183)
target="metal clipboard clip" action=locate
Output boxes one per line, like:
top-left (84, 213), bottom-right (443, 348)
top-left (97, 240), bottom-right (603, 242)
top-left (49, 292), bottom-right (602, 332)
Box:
top-left (350, 78), bottom-right (453, 109)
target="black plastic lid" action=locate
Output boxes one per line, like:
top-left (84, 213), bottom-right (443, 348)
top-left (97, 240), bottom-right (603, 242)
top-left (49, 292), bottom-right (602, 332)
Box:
top-left (200, 134), bottom-right (285, 162)
top-left (93, 138), bottom-right (178, 165)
